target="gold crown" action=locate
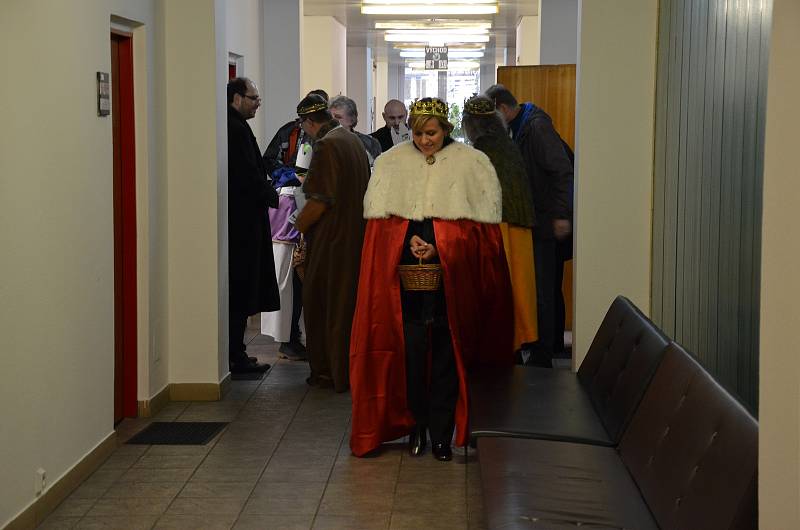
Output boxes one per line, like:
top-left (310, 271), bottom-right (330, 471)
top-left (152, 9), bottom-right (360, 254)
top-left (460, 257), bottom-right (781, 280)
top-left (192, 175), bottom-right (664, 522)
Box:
top-left (409, 98), bottom-right (448, 119)
top-left (463, 97), bottom-right (496, 116)
top-left (297, 101), bottom-right (328, 116)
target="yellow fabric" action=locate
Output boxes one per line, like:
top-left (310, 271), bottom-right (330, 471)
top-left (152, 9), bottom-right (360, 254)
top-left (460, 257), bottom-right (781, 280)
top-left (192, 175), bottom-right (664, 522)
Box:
top-left (500, 223), bottom-right (538, 348)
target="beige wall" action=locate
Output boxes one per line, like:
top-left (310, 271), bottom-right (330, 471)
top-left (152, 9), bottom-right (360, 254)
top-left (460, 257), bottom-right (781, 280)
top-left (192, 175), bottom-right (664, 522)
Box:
top-left (164, 0), bottom-right (227, 384)
top-left (0, 0), bottom-right (147, 525)
top-left (226, 0), bottom-right (266, 149)
top-left (759, 0), bottom-right (800, 526)
top-left (573, 0), bottom-right (657, 367)
top-left (516, 16), bottom-right (540, 66)
top-left (302, 16), bottom-right (347, 99)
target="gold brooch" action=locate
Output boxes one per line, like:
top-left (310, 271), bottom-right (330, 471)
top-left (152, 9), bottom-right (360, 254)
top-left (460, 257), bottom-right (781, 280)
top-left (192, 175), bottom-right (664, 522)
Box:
top-left (426, 155), bottom-right (436, 165)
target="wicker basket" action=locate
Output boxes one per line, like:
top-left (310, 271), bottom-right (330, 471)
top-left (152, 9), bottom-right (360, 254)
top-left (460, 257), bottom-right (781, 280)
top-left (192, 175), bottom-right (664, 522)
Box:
top-left (398, 258), bottom-right (442, 291)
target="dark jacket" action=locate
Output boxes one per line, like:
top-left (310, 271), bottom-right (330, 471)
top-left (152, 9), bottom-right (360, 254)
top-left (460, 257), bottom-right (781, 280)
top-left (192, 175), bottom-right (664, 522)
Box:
top-left (262, 119), bottom-right (305, 176)
top-left (472, 134), bottom-right (535, 228)
top-left (355, 131), bottom-right (382, 163)
top-left (513, 104), bottom-right (573, 239)
top-left (370, 125), bottom-right (394, 153)
top-left (227, 106), bottom-right (280, 315)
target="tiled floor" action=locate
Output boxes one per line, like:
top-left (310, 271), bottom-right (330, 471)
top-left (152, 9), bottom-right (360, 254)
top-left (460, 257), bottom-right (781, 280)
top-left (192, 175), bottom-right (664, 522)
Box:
top-left (38, 327), bottom-right (487, 530)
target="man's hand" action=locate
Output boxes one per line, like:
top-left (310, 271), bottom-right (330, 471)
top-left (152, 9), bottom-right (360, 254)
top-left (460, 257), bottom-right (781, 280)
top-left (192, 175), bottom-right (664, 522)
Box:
top-left (409, 235), bottom-right (438, 261)
top-left (553, 219), bottom-right (572, 240)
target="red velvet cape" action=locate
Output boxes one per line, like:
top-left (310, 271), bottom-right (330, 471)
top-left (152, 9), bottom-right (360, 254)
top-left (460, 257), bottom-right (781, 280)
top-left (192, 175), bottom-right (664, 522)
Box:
top-left (349, 216), bottom-right (514, 456)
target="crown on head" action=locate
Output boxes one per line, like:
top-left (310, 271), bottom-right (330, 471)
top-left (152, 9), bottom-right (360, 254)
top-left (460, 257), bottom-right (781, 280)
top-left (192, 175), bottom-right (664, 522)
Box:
top-left (463, 96), bottom-right (497, 116)
top-left (297, 101), bottom-right (328, 116)
top-left (409, 98), bottom-right (448, 120)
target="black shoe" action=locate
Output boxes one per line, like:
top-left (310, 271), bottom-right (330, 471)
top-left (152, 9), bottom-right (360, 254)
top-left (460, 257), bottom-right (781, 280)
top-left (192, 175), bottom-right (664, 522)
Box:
top-left (431, 442), bottom-right (452, 461)
top-left (408, 426), bottom-right (427, 457)
top-left (278, 342), bottom-right (307, 361)
top-left (230, 360), bottom-right (270, 374)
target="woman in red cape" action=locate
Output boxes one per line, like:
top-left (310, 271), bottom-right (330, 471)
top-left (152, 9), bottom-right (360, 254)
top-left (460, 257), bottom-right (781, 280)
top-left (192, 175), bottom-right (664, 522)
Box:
top-left (349, 98), bottom-right (515, 460)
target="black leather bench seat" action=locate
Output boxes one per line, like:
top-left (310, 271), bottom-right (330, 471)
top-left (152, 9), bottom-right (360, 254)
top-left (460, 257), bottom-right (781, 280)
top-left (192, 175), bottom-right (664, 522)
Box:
top-left (470, 367), bottom-right (613, 445)
top-left (478, 437), bottom-right (658, 529)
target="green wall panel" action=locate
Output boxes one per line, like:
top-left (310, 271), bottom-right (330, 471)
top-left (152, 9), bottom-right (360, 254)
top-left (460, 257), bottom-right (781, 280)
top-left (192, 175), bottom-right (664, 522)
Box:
top-left (652, 0), bottom-right (771, 412)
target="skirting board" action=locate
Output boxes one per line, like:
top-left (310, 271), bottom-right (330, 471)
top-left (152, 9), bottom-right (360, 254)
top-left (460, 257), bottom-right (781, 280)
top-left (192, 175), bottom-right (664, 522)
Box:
top-left (138, 373), bottom-right (233, 414)
top-left (169, 373), bottom-right (232, 402)
top-left (137, 384), bottom-right (170, 417)
top-left (4, 432), bottom-right (117, 530)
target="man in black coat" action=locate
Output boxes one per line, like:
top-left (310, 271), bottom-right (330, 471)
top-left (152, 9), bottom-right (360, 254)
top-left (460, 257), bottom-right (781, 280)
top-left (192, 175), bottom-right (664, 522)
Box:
top-left (370, 99), bottom-right (408, 153)
top-left (227, 77), bottom-right (280, 373)
top-left (486, 84), bottom-right (574, 369)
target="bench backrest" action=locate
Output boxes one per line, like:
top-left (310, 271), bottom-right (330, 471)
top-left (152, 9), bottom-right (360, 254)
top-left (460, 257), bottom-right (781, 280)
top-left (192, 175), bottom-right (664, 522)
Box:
top-left (577, 295), bottom-right (670, 442)
top-left (619, 343), bottom-right (758, 530)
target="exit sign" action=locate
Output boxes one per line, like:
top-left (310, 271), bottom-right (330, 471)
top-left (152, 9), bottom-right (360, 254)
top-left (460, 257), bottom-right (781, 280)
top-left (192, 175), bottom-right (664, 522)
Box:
top-left (425, 47), bottom-right (448, 70)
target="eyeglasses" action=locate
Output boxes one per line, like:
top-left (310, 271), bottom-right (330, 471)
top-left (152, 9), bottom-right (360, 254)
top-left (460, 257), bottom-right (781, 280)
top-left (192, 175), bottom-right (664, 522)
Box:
top-left (242, 94), bottom-right (261, 102)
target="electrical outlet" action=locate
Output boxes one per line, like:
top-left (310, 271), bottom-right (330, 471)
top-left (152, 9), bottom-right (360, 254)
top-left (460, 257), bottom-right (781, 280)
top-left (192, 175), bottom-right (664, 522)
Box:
top-left (34, 468), bottom-right (46, 495)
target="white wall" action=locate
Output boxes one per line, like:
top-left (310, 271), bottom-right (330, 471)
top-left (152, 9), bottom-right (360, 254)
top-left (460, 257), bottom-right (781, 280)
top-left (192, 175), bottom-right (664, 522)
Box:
top-left (347, 46), bottom-right (370, 134)
top-left (164, 0), bottom-right (227, 384)
top-left (263, 0), bottom-right (303, 139)
top-left (516, 15), bottom-right (540, 65)
top-left (302, 16), bottom-right (347, 99)
top-left (573, 0), bottom-right (658, 367)
top-left (539, 0), bottom-right (578, 65)
top-left (759, 0), bottom-right (800, 527)
top-left (375, 57), bottom-right (389, 126)
top-left (0, 0), bottom-right (150, 524)
top-left (226, 0), bottom-right (266, 148)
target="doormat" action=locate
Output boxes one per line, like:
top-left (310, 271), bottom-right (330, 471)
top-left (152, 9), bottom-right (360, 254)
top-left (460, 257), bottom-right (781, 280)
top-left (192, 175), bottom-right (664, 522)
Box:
top-left (125, 422), bottom-right (228, 445)
top-left (231, 371), bottom-right (265, 381)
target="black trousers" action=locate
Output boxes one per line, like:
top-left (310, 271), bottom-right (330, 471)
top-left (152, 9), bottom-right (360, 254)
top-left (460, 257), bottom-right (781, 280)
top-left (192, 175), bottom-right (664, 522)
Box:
top-left (229, 309), bottom-right (249, 365)
top-left (403, 319), bottom-right (458, 444)
top-left (532, 236), bottom-right (557, 362)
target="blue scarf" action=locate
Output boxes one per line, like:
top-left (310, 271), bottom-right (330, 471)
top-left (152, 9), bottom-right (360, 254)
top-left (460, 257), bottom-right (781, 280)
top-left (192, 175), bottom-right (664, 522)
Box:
top-left (509, 102), bottom-right (535, 141)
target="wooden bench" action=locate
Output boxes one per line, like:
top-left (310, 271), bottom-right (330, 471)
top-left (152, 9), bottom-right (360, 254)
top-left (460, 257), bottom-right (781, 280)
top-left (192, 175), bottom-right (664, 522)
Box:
top-left (477, 342), bottom-right (758, 529)
top-left (470, 296), bottom-right (669, 446)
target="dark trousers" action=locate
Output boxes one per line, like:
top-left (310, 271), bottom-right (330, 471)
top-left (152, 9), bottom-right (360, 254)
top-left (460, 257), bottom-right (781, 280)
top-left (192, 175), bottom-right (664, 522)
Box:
top-left (229, 310), bottom-right (249, 365)
top-left (290, 269), bottom-right (303, 343)
top-left (532, 236), bottom-right (557, 362)
top-left (403, 319), bottom-right (458, 444)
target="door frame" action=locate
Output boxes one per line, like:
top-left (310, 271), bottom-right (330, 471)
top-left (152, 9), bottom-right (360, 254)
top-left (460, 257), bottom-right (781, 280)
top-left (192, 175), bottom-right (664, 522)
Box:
top-left (111, 29), bottom-right (138, 419)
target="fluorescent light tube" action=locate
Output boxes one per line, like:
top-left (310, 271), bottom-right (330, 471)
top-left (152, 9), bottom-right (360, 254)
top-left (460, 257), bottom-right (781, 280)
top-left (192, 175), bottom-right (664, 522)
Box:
top-left (363, 5), bottom-right (499, 15)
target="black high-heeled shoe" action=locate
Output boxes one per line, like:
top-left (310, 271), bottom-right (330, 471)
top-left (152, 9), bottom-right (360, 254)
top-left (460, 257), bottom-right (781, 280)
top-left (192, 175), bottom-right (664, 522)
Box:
top-left (431, 442), bottom-right (452, 461)
top-left (408, 426), bottom-right (427, 457)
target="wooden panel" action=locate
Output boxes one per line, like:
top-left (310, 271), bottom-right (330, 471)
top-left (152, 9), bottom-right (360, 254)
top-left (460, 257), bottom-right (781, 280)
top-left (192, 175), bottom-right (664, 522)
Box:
top-left (497, 64), bottom-right (576, 332)
top-left (651, 0), bottom-right (769, 412)
top-left (497, 64), bottom-right (576, 149)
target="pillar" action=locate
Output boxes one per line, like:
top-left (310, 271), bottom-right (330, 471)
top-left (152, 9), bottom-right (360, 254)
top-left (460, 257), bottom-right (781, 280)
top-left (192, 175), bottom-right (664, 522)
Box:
top-left (539, 0), bottom-right (578, 65)
top-left (263, 0), bottom-right (303, 139)
top-left (759, 0), bottom-right (800, 526)
top-left (572, 0), bottom-right (658, 368)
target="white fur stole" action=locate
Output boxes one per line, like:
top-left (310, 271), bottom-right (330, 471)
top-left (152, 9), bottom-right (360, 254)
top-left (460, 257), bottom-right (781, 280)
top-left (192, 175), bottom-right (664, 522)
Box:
top-left (364, 140), bottom-right (502, 223)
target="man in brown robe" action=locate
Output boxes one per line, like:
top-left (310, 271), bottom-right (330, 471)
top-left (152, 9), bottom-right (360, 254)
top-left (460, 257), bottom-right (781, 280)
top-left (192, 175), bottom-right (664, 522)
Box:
top-left (295, 94), bottom-right (371, 392)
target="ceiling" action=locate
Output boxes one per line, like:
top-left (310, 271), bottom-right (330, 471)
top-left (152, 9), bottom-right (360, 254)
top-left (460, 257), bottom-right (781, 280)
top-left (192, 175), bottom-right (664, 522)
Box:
top-left (302, 0), bottom-right (537, 61)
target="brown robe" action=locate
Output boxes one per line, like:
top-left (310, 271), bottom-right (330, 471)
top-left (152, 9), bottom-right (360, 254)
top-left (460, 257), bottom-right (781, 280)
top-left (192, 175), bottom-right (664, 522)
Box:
top-left (296, 122), bottom-right (370, 392)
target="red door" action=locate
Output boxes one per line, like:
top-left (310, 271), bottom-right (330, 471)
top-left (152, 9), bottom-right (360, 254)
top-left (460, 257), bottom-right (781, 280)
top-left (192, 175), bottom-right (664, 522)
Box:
top-left (111, 31), bottom-right (138, 422)
top-left (229, 62), bottom-right (237, 79)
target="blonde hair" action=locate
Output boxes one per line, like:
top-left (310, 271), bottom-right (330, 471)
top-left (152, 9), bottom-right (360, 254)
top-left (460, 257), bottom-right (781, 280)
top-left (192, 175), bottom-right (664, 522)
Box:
top-left (409, 114), bottom-right (454, 135)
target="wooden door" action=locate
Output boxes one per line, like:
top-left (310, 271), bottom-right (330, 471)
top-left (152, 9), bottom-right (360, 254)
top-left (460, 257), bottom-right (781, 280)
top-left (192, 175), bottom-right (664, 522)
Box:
top-left (497, 65), bottom-right (576, 331)
top-left (111, 31), bottom-right (138, 422)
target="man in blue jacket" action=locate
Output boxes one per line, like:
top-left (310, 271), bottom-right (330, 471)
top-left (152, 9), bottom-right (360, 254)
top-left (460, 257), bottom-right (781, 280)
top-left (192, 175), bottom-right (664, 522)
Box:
top-left (486, 84), bottom-right (574, 368)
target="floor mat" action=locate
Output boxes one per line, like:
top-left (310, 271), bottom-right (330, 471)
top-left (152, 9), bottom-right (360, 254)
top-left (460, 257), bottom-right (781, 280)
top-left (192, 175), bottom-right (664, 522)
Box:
top-left (125, 422), bottom-right (227, 445)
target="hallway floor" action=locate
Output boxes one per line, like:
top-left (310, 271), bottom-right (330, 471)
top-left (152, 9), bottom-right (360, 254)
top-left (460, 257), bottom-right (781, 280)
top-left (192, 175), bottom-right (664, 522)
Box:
top-left (38, 328), bottom-right (487, 529)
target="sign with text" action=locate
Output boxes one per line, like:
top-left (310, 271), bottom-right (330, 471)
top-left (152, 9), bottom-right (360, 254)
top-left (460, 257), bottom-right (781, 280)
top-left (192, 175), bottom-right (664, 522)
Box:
top-left (425, 47), bottom-right (448, 70)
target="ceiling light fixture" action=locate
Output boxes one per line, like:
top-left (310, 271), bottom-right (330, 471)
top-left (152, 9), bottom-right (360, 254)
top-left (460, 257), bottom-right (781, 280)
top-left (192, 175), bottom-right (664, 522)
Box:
top-left (362, 4), bottom-right (499, 16)
top-left (400, 50), bottom-right (484, 58)
top-left (375, 20), bottom-right (493, 31)
top-left (384, 33), bottom-right (490, 43)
